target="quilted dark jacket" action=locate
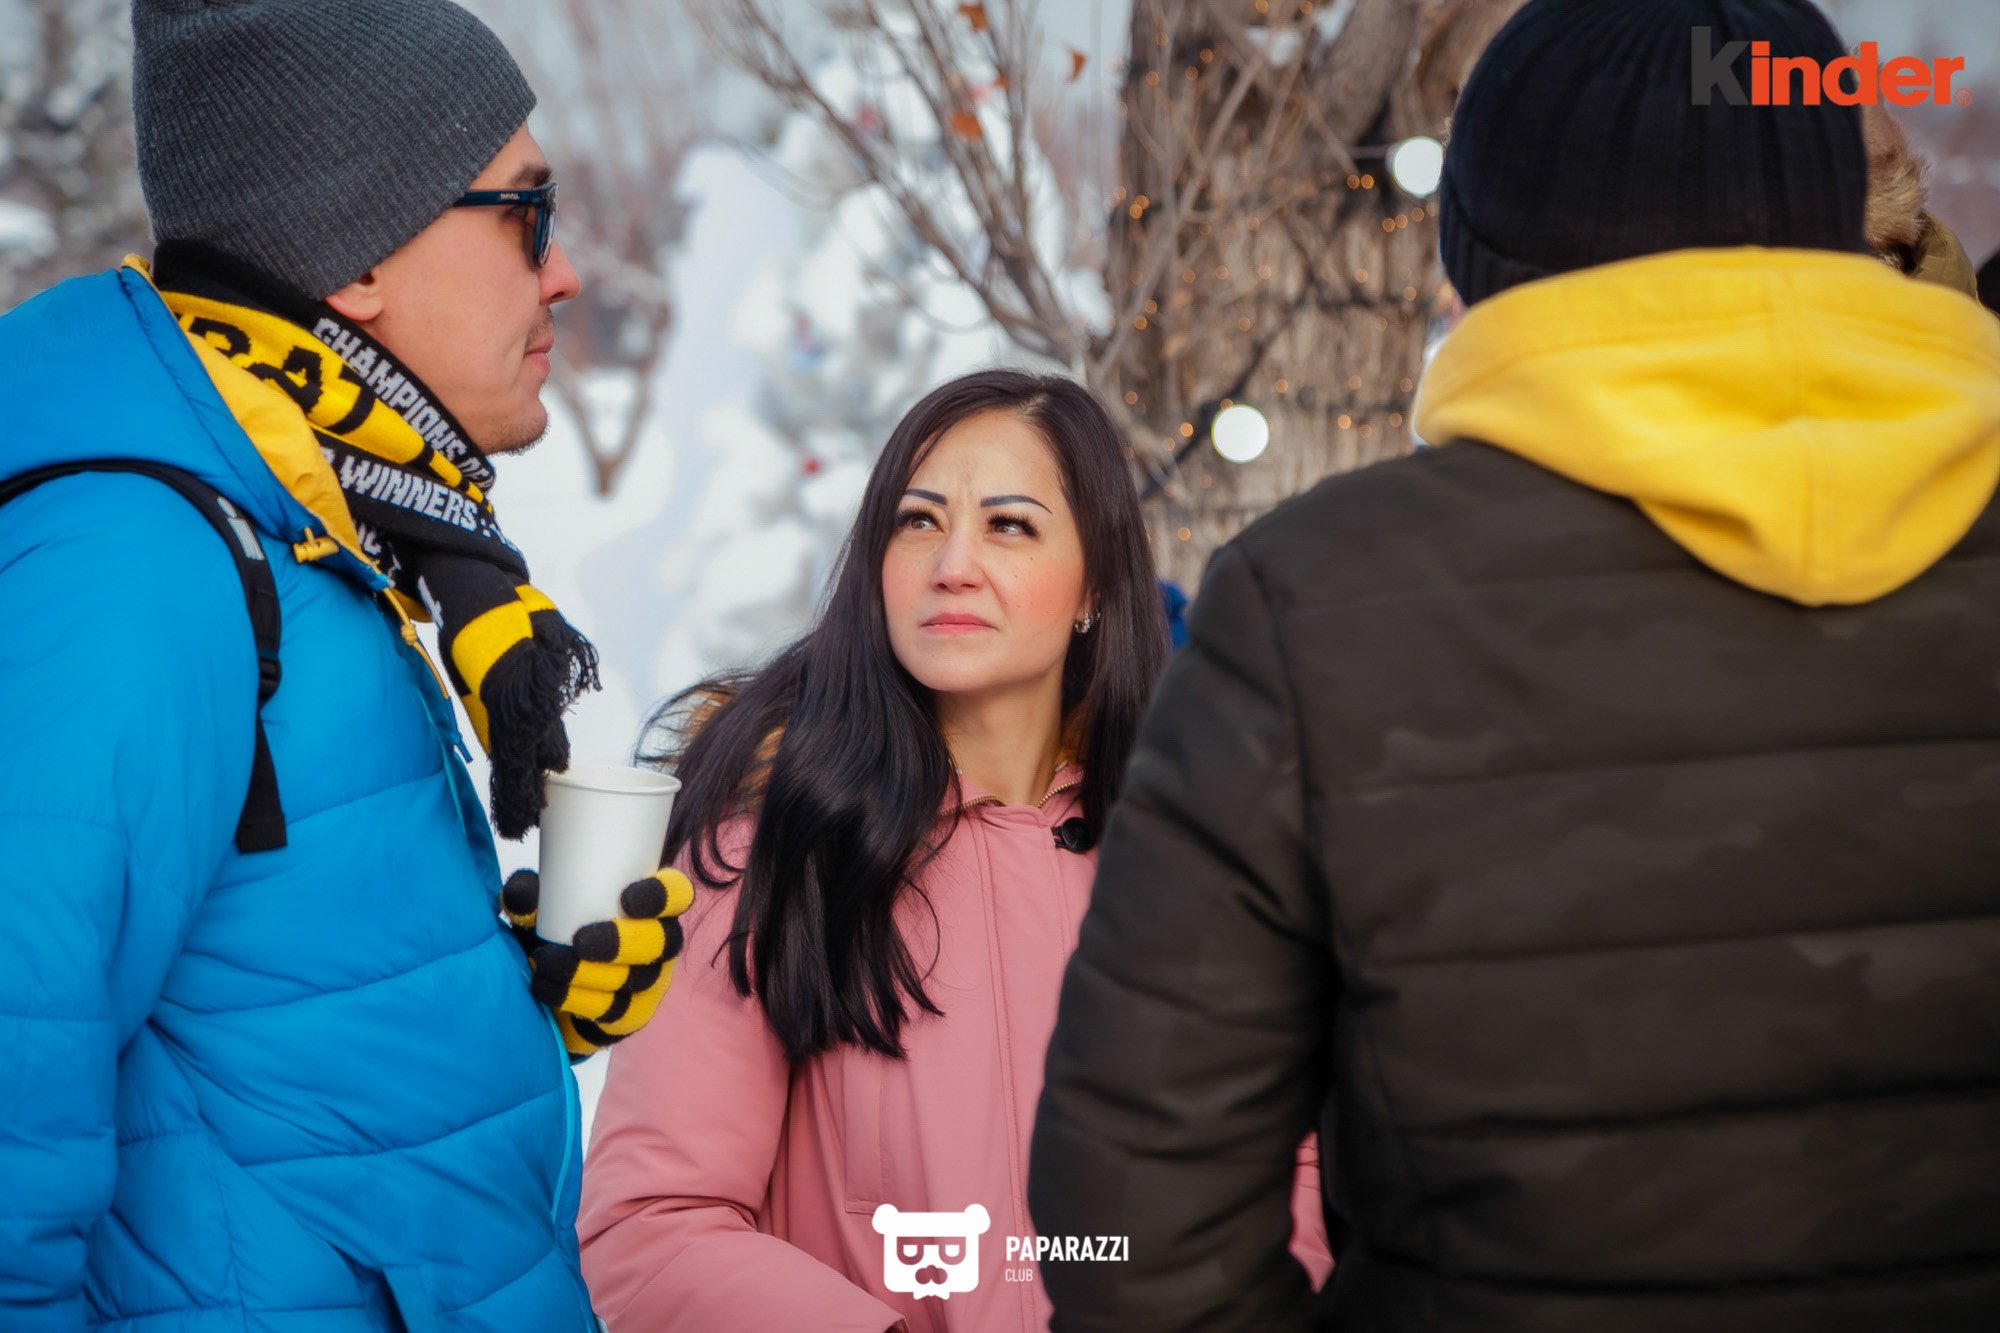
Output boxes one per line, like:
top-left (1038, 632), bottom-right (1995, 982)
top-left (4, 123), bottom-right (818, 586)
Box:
top-left (1031, 440), bottom-right (2000, 1332)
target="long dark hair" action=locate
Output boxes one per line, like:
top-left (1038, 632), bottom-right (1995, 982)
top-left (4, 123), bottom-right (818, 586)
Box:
top-left (645, 369), bottom-right (1167, 1062)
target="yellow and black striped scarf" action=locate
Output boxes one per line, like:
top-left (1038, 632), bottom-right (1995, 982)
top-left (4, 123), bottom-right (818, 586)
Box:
top-left (153, 243), bottom-right (597, 840)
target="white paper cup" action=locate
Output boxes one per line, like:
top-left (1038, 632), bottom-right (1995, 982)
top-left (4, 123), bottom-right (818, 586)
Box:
top-left (536, 765), bottom-right (681, 945)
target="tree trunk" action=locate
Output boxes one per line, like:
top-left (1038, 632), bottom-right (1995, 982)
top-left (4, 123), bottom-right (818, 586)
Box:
top-left (1108, 0), bottom-right (1444, 590)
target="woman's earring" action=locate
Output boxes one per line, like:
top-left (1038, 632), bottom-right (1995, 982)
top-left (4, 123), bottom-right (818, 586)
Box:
top-left (1074, 611), bottom-right (1095, 634)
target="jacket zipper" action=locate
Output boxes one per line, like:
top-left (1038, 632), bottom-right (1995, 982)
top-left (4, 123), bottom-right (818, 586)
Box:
top-left (948, 776), bottom-right (1082, 818)
top-left (1036, 778), bottom-right (1082, 810)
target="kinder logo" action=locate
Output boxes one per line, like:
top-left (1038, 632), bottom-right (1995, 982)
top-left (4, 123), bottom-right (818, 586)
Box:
top-left (872, 1203), bottom-right (990, 1301)
top-left (1692, 29), bottom-right (1971, 107)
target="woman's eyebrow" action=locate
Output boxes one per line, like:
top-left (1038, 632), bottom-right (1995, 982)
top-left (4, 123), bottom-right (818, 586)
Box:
top-left (901, 488), bottom-right (1052, 514)
top-left (982, 494), bottom-right (1051, 512)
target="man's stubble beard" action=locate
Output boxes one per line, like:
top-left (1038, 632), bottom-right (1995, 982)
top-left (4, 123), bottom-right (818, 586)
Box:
top-left (484, 422), bottom-right (547, 457)
top-left (478, 312), bottom-right (556, 454)
top-left (484, 311), bottom-right (558, 457)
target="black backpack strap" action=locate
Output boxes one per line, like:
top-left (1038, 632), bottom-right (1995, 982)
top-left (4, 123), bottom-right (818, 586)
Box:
top-left (0, 460), bottom-right (288, 853)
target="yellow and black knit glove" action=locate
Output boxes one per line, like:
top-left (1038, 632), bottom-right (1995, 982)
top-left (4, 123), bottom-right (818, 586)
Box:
top-left (502, 867), bottom-right (694, 1058)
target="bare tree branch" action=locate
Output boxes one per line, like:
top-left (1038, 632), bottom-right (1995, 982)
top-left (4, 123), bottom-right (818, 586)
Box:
top-left (490, 0), bottom-right (704, 495)
top-left (699, 0), bottom-right (1517, 582)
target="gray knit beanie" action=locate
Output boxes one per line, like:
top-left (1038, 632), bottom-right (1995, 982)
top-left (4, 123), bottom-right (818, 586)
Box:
top-left (132, 0), bottom-right (536, 299)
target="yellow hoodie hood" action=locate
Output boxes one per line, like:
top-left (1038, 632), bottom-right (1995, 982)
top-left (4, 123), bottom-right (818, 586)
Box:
top-left (1414, 248), bottom-right (2000, 606)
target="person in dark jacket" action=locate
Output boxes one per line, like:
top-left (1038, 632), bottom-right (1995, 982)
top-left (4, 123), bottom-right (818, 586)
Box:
top-left (0, 2), bottom-right (685, 1328)
top-left (1029, 1), bottom-right (2000, 1329)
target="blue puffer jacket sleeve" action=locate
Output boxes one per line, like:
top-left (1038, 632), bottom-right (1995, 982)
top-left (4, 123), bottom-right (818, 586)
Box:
top-left (0, 474), bottom-right (256, 1328)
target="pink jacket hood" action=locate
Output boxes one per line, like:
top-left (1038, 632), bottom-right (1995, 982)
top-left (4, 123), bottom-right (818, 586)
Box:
top-left (579, 765), bottom-right (1328, 1331)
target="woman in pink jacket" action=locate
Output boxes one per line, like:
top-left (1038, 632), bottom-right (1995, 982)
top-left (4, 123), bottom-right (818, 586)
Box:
top-left (580, 370), bottom-right (1329, 1331)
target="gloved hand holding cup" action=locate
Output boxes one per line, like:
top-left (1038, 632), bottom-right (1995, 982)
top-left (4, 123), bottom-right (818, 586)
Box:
top-left (504, 764), bottom-right (687, 1057)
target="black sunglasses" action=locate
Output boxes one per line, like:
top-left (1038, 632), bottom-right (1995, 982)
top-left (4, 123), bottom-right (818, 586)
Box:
top-left (452, 182), bottom-right (557, 266)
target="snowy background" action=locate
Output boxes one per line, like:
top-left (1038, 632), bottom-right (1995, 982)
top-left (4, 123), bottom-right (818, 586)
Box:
top-left (2, 0), bottom-right (1996, 1132)
top-left (452, 0), bottom-right (1134, 1125)
top-left (478, 0), bottom-right (1127, 779)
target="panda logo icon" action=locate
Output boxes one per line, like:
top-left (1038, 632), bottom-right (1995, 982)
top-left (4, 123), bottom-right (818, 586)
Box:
top-left (871, 1203), bottom-right (990, 1300)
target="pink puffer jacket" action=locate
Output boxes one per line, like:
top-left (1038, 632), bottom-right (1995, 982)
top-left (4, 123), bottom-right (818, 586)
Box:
top-left (579, 765), bottom-right (1331, 1331)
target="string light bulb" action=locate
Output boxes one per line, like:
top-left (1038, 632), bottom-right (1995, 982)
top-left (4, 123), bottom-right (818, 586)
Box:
top-left (1387, 135), bottom-right (1445, 198)
top-left (1211, 404), bottom-right (1271, 464)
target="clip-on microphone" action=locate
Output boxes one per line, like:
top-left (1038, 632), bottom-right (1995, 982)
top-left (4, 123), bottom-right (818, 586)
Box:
top-left (1053, 817), bottom-right (1094, 854)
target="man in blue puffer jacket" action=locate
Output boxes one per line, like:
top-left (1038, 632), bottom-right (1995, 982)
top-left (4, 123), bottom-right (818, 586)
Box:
top-left (0, 2), bottom-right (687, 1328)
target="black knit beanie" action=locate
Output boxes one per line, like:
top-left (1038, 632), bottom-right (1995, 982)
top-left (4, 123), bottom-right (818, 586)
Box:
top-left (132, 0), bottom-right (536, 299)
top-left (1439, 0), bottom-right (1869, 306)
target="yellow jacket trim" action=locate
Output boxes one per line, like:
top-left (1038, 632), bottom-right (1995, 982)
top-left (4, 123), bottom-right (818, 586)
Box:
top-left (122, 257), bottom-right (371, 564)
top-left (1415, 247), bottom-right (2000, 606)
